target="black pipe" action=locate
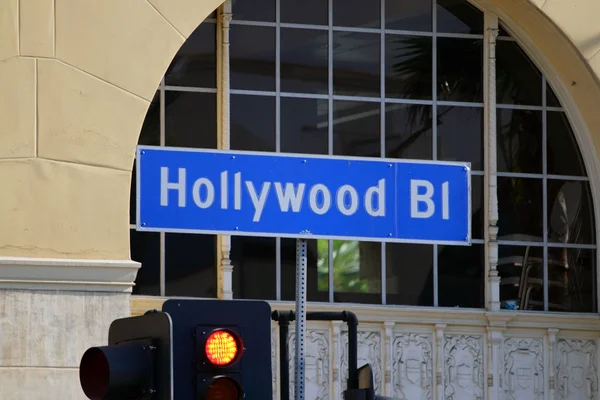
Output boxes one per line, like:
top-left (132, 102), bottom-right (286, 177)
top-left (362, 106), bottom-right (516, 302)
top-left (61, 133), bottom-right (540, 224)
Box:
top-left (272, 310), bottom-right (360, 394)
top-left (272, 311), bottom-right (293, 400)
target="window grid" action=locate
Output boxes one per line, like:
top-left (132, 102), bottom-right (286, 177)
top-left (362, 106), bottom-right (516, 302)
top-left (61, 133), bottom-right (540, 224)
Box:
top-left (129, 0), bottom-right (597, 313)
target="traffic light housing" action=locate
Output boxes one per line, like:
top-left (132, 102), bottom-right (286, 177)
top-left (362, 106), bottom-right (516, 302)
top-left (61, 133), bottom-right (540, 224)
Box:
top-left (79, 310), bottom-right (173, 400)
top-left (162, 299), bottom-right (272, 399)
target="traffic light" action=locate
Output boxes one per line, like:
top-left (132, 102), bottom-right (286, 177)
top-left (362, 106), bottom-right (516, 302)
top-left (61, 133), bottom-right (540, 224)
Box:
top-left (79, 310), bottom-right (173, 400)
top-left (162, 299), bottom-right (272, 399)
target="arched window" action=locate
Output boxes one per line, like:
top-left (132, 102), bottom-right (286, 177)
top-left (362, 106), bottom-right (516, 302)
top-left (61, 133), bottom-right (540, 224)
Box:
top-left (129, 0), bottom-right (597, 313)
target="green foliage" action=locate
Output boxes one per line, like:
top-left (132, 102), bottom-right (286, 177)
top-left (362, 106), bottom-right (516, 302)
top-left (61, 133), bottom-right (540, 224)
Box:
top-left (317, 240), bottom-right (370, 293)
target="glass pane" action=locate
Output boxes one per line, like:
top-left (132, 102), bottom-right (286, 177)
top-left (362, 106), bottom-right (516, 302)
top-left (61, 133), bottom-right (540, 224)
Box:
top-left (333, 32), bottom-right (380, 98)
top-left (281, 238), bottom-right (329, 302)
top-left (385, 103), bottom-right (432, 160)
top-left (385, 35), bottom-right (432, 100)
top-left (497, 41), bottom-right (542, 106)
top-left (333, 101), bottom-right (380, 158)
top-left (471, 176), bottom-right (484, 240)
top-left (547, 248), bottom-right (596, 313)
top-left (497, 178), bottom-right (543, 242)
top-left (164, 92), bottom-right (217, 149)
top-left (232, 0), bottom-right (275, 22)
top-left (547, 111), bottom-right (586, 176)
top-left (231, 94), bottom-right (275, 152)
top-left (231, 25), bottom-right (275, 91)
top-left (437, 106), bottom-right (483, 170)
top-left (386, 0), bottom-right (432, 32)
top-left (333, 240), bottom-right (382, 304)
top-left (281, 97), bottom-right (328, 155)
top-left (437, 38), bottom-right (483, 102)
top-left (547, 82), bottom-right (561, 107)
top-left (281, 0), bottom-right (327, 25)
top-left (165, 22), bottom-right (216, 88)
top-left (438, 243), bottom-right (484, 308)
top-left (548, 180), bottom-right (595, 245)
top-left (498, 24), bottom-right (510, 37)
top-left (497, 109), bottom-right (542, 174)
top-left (130, 230), bottom-right (160, 296)
top-left (386, 243), bottom-right (433, 306)
top-left (231, 236), bottom-right (276, 300)
top-left (437, 0), bottom-right (483, 35)
top-left (333, 0), bottom-right (380, 29)
top-left (281, 28), bottom-right (328, 95)
top-left (498, 245), bottom-right (544, 311)
top-left (165, 233), bottom-right (217, 297)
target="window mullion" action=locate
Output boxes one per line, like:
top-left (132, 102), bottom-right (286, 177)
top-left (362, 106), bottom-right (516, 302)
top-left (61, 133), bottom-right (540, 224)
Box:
top-left (483, 12), bottom-right (500, 311)
top-left (216, 0), bottom-right (234, 300)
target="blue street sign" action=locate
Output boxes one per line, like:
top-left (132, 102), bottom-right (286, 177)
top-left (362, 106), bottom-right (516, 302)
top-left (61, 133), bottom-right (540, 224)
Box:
top-left (136, 146), bottom-right (471, 245)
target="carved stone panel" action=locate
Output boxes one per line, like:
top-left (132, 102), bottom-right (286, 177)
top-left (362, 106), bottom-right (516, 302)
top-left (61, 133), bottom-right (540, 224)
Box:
top-left (341, 331), bottom-right (383, 393)
top-left (391, 333), bottom-right (433, 400)
top-left (444, 335), bottom-right (484, 400)
top-left (288, 329), bottom-right (330, 400)
top-left (554, 339), bottom-right (598, 400)
top-left (503, 337), bottom-right (544, 400)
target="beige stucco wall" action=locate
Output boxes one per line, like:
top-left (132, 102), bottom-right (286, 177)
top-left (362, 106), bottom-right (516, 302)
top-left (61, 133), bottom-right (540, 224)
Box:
top-left (0, 0), bottom-right (598, 262)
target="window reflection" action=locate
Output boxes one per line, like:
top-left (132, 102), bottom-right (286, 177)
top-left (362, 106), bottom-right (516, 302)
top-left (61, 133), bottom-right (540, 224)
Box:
top-left (131, 231), bottom-right (160, 296)
top-left (333, 101), bottom-right (380, 157)
top-left (497, 41), bottom-right (542, 106)
top-left (547, 180), bottom-right (595, 245)
top-left (333, 0), bottom-right (380, 29)
top-left (232, 0), bottom-right (275, 22)
top-left (547, 112), bottom-right (586, 176)
top-left (230, 25), bottom-right (275, 91)
top-left (333, 32), bottom-right (380, 97)
top-left (386, 0), bottom-right (432, 32)
top-left (386, 243), bottom-right (433, 306)
top-left (281, 28), bottom-right (328, 95)
top-left (165, 233), bottom-right (217, 297)
top-left (498, 245), bottom-right (544, 311)
top-left (437, 38), bottom-right (483, 102)
top-left (281, 97), bottom-right (328, 155)
top-left (385, 103), bottom-right (432, 160)
top-left (232, 237), bottom-right (276, 300)
top-left (281, 0), bottom-right (327, 25)
top-left (437, 106), bottom-right (483, 170)
top-left (437, 0), bottom-right (483, 35)
top-left (547, 248), bottom-right (596, 313)
top-left (231, 94), bottom-right (275, 152)
top-left (497, 109), bottom-right (542, 174)
top-left (497, 178), bottom-right (543, 241)
top-left (385, 35), bottom-right (432, 100)
top-left (164, 92), bottom-right (217, 149)
top-left (332, 240), bottom-right (382, 304)
top-left (438, 244), bottom-right (484, 308)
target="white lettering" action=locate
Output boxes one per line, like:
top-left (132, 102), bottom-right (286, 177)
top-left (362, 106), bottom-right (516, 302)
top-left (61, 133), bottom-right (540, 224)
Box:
top-left (246, 181), bottom-right (271, 222)
top-left (336, 185), bottom-right (359, 216)
top-left (274, 182), bottom-right (305, 212)
top-left (309, 184), bottom-right (331, 215)
top-left (234, 172), bottom-right (242, 210)
top-left (192, 178), bottom-right (215, 209)
top-left (411, 179), bottom-right (435, 219)
top-left (365, 179), bottom-right (386, 217)
top-left (442, 181), bottom-right (449, 220)
top-left (160, 167), bottom-right (186, 207)
top-left (220, 171), bottom-right (228, 209)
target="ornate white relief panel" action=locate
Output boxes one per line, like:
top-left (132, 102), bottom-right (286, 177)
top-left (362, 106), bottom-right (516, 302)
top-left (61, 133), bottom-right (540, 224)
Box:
top-left (503, 337), bottom-right (544, 400)
top-left (288, 329), bottom-right (330, 400)
top-left (444, 335), bottom-right (485, 400)
top-left (340, 330), bottom-right (383, 393)
top-left (391, 333), bottom-right (434, 400)
top-left (554, 339), bottom-right (598, 400)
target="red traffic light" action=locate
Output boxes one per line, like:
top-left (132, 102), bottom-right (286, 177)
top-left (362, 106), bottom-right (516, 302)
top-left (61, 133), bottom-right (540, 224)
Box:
top-left (206, 377), bottom-right (242, 400)
top-left (205, 329), bottom-right (243, 366)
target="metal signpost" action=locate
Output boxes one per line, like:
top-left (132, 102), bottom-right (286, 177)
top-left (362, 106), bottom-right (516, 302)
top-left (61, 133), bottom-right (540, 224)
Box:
top-left (136, 146), bottom-right (471, 399)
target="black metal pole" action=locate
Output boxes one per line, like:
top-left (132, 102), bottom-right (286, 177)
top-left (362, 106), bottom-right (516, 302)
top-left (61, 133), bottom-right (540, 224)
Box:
top-left (272, 311), bottom-right (295, 400)
top-left (272, 310), bottom-right (360, 394)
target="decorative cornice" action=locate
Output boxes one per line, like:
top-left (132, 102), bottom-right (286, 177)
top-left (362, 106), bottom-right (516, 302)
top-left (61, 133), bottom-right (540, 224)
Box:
top-left (0, 256), bottom-right (140, 292)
